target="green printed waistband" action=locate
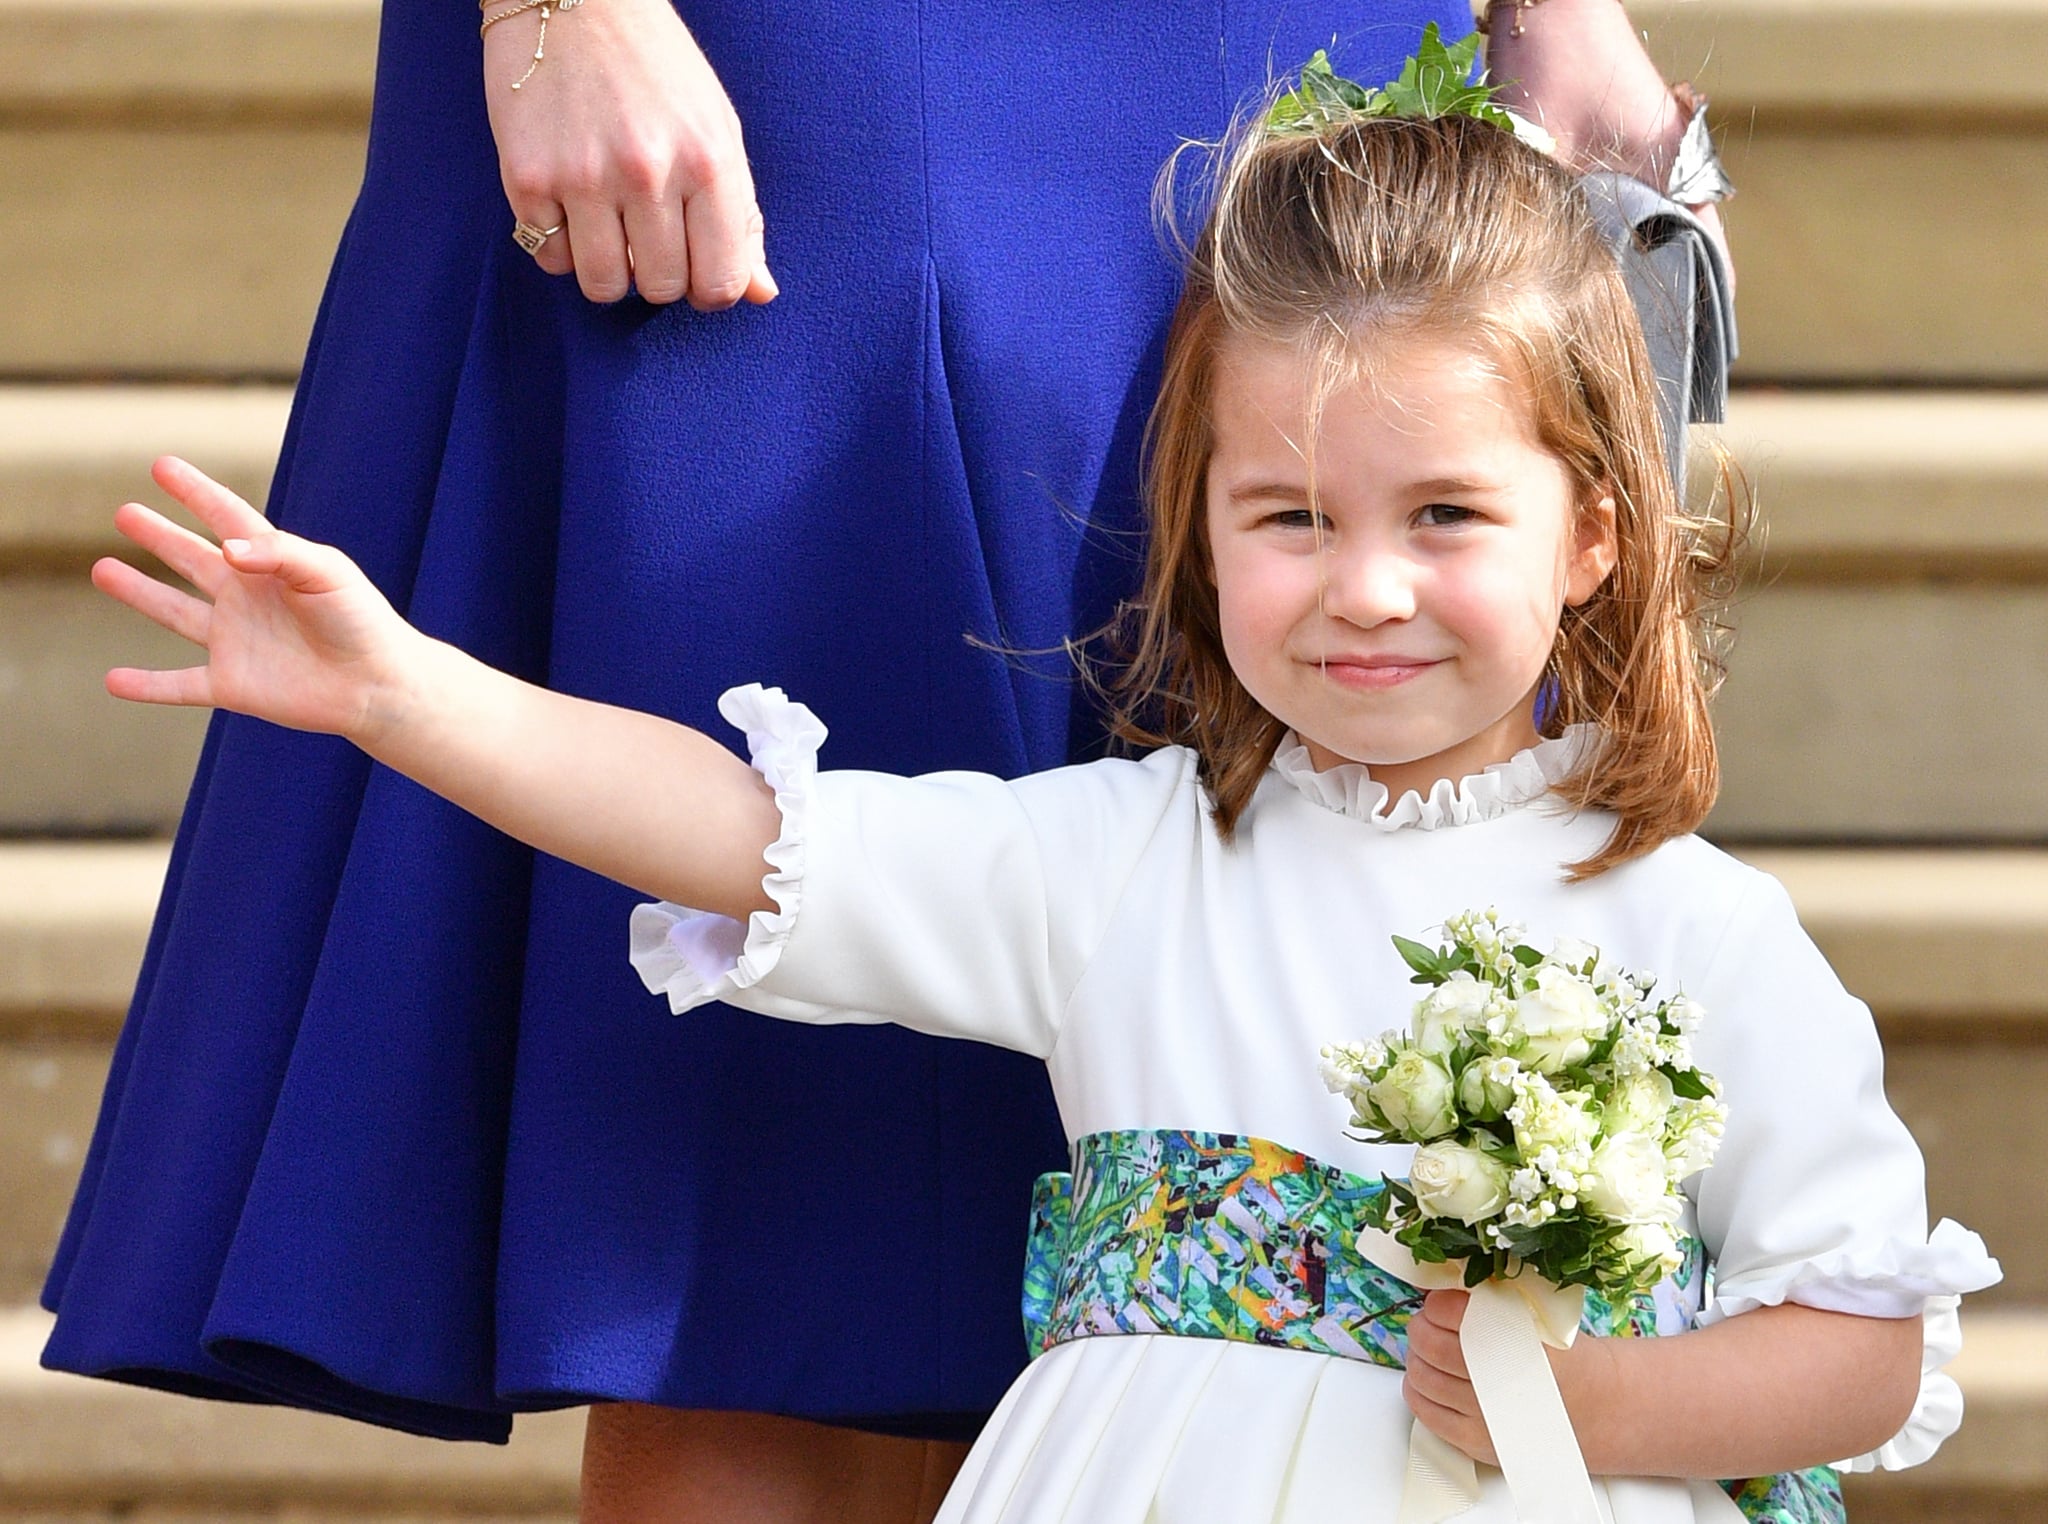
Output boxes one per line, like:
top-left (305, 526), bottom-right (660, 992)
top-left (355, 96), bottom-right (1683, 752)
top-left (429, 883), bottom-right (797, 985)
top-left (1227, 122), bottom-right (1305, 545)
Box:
top-left (1022, 1129), bottom-right (1706, 1368)
top-left (1019, 1130), bottom-right (1834, 1524)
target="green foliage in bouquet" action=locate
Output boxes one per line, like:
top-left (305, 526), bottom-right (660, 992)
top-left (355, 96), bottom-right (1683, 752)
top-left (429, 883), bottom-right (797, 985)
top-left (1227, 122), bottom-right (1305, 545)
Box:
top-left (1320, 910), bottom-right (1727, 1298)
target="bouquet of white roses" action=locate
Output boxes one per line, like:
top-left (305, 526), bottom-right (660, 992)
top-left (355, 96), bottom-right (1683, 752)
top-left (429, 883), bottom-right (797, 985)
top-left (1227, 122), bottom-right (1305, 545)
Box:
top-left (1321, 909), bottom-right (1726, 1301)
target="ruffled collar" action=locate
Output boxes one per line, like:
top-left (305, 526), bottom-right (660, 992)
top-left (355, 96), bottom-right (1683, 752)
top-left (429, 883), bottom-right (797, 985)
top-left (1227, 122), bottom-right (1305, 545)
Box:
top-left (1269, 725), bottom-right (1596, 831)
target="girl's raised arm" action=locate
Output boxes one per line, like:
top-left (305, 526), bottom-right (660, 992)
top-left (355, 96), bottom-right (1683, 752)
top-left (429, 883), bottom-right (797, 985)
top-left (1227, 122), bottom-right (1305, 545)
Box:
top-left (94, 457), bottom-right (780, 922)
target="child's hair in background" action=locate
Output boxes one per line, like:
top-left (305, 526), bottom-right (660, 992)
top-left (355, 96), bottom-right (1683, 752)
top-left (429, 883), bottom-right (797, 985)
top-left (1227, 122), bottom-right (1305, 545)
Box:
top-left (1110, 111), bottom-right (1744, 879)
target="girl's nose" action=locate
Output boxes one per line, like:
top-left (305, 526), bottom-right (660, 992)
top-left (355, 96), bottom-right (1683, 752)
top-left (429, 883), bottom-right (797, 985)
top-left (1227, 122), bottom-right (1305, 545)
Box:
top-left (1322, 545), bottom-right (1418, 628)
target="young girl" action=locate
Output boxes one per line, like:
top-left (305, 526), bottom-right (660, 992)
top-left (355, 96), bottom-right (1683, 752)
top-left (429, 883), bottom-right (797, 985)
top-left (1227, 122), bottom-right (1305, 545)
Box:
top-left (91, 103), bottom-right (1994, 1522)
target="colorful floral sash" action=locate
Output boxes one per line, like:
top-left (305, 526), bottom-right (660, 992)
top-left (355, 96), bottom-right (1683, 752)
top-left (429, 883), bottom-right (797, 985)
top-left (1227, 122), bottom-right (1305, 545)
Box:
top-left (1022, 1130), bottom-right (1841, 1524)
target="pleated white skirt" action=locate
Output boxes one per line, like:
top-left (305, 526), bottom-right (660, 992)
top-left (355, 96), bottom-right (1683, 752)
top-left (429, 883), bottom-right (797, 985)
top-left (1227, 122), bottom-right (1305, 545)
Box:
top-left (936, 1336), bottom-right (1746, 1524)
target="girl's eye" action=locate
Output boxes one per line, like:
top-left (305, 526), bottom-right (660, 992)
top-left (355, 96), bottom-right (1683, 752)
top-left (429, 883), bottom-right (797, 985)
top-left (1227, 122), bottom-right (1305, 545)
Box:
top-left (1418, 503), bottom-right (1477, 528)
top-left (1264, 508), bottom-right (1324, 531)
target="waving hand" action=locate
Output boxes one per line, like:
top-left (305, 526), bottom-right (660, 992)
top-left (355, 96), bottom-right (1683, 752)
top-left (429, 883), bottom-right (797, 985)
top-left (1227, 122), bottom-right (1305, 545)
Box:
top-left (93, 457), bottom-right (415, 741)
top-left (93, 457), bottom-right (780, 922)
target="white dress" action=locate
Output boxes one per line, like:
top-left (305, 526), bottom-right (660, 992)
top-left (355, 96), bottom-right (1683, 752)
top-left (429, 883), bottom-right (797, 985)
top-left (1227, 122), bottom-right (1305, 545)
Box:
top-left (630, 687), bottom-right (2001, 1524)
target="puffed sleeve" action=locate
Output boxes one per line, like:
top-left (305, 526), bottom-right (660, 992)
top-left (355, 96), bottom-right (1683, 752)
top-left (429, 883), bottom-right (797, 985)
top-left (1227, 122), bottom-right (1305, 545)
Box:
top-left (627, 684), bottom-right (1193, 1059)
top-left (1685, 871), bottom-right (2002, 1471)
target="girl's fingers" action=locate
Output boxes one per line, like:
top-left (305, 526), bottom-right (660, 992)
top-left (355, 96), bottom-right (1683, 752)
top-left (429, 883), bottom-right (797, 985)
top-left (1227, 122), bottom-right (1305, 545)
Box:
top-left (1405, 1385), bottom-right (1493, 1466)
top-left (1406, 1327), bottom-right (1466, 1384)
top-left (221, 530), bottom-right (360, 596)
top-left (1409, 1295), bottom-right (1471, 1380)
top-left (112, 507), bottom-right (352, 603)
top-left (91, 556), bottom-right (211, 646)
top-left (111, 501), bottom-right (227, 595)
top-left (106, 663), bottom-right (214, 709)
top-left (150, 456), bottom-right (270, 543)
top-left (1402, 1352), bottom-right (1481, 1418)
top-left (1421, 1289), bottom-right (1469, 1325)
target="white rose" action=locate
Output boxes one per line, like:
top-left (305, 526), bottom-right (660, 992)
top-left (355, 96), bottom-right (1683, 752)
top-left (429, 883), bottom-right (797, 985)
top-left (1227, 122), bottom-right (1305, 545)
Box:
top-left (1410, 1141), bottom-right (1512, 1224)
top-left (1604, 1068), bottom-right (1675, 1137)
top-left (1413, 975), bottom-right (1492, 1056)
top-left (1457, 1055), bottom-right (1518, 1121)
top-left (1549, 936), bottom-right (1604, 977)
top-left (1615, 1220), bottom-right (1684, 1278)
top-left (1509, 1076), bottom-right (1600, 1158)
top-left (1582, 1132), bottom-right (1675, 1223)
top-left (1514, 965), bottom-right (1612, 1073)
top-left (1368, 1049), bottom-right (1459, 1139)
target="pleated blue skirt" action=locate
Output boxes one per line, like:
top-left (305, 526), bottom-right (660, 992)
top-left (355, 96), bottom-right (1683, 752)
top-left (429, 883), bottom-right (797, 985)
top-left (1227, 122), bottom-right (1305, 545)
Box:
top-left (43, 0), bottom-right (1465, 1441)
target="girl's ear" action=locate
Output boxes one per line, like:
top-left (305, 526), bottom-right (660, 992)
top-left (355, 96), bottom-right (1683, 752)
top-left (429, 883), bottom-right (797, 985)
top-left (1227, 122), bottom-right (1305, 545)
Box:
top-left (1564, 491), bottom-right (1619, 607)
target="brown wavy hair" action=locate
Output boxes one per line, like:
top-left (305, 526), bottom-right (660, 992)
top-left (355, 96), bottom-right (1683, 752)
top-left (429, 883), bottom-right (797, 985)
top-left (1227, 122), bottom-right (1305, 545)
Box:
top-left (1107, 112), bottom-right (1741, 878)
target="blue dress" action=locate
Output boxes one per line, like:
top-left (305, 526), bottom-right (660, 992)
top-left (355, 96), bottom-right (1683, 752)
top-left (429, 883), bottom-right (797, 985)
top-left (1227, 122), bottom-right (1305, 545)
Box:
top-left (42, 0), bottom-right (1464, 1442)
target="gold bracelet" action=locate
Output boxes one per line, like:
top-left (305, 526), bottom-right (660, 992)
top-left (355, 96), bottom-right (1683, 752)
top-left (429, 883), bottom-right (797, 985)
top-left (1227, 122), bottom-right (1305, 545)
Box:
top-left (480, 0), bottom-right (587, 91)
top-left (1474, 0), bottom-right (1549, 38)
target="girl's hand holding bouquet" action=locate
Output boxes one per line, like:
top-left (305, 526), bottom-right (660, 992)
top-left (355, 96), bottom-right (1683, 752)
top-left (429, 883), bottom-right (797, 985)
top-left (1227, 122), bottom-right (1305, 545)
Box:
top-left (1321, 910), bottom-right (1728, 1522)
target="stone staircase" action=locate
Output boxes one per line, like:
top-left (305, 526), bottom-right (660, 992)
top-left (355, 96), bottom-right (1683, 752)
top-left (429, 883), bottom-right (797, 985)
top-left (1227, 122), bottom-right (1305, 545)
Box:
top-left (3, 0), bottom-right (2046, 1518)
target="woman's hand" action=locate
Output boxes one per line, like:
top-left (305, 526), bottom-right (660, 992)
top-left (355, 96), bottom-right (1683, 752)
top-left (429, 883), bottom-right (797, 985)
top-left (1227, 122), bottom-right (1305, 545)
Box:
top-left (1483, 0), bottom-right (1730, 275)
top-left (93, 457), bottom-right (418, 743)
top-left (484, 0), bottom-right (776, 309)
top-left (1483, 0), bottom-right (1683, 186)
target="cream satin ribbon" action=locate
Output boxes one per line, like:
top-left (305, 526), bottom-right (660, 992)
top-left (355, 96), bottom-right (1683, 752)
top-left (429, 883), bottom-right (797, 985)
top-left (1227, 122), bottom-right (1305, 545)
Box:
top-left (1359, 1226), bottom-right (1606, 1524)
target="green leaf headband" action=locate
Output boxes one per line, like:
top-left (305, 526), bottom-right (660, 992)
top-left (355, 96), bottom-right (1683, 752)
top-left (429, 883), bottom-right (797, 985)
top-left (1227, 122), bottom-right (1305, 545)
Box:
top-left (1266, 23), bottom-right (1556, 155)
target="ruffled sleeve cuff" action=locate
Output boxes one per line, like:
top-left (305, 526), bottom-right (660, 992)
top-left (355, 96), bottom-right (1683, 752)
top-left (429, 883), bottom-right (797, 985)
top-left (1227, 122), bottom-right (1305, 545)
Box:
top-left (627, 684), bottom-right (824, 1014)
top-left (1704, 1220), bottom-right (2002, 1472)
top-left (1706, 1219), bottom-right (2002, 1323)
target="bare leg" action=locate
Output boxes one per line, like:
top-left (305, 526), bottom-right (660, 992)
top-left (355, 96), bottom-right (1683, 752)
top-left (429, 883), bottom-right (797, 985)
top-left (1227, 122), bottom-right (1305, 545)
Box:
top-left (580, 1403), bottom-right (971, 1524)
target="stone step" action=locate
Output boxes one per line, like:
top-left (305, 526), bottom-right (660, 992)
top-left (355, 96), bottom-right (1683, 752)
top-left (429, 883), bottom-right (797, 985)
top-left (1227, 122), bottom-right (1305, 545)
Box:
top-left (2, 843), bottom-right (2045, 1305)
top-left (3, 0), bottom-right (372, 378)
top-left (1637, 0), bottom-right (2048, 381)
top-left (11, 0), bottom-right (377, 115)
top-left (0, 385), bottom-right (290, 567)
top-left (0, 385), bottom-right (284, 834)
top-left (0, 1305), bottom-right (579, 1516)
top-left (8, 386), bottom-right (2044, 574)
top-left (1745, 850), bottom-right (2048, 1305)
top-left (1708, 580), bottom-right (2048, 838)
top-left (0, 1), bottom-right (2044, 376)
top-left (1706, 392), bottom-right (2048, 580)
top-left (1632, 0), bottom-right (2048, 116)
top-left (1696, 391), bottom-right (2048, 839)
top-left (5, 385), bottom-right (2047, 835)
top-left (0, 1298), bottom-right (2039, 1521)
top-left (0, 121), bottom-right (365, 377)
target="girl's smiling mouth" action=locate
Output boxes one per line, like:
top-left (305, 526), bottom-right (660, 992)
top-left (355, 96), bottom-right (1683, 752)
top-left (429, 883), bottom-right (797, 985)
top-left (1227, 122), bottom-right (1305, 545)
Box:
top-left (1309, 654), bottom-right (1444, 689)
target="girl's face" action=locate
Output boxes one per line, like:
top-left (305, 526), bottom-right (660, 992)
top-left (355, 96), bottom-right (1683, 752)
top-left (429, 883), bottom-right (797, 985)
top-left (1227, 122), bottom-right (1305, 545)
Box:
top-left (1205, 329), bottom-right (1617, 802)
